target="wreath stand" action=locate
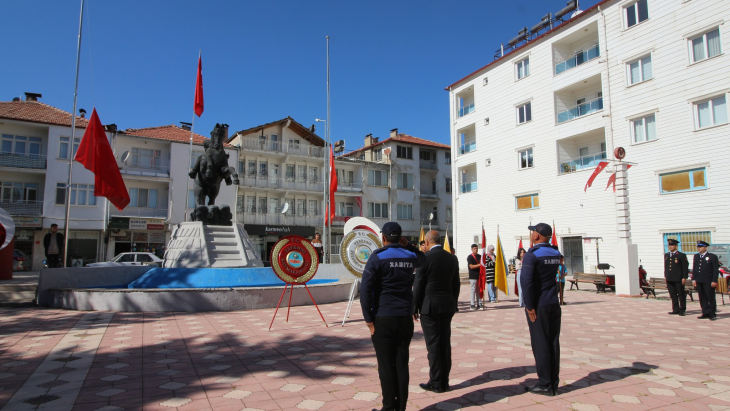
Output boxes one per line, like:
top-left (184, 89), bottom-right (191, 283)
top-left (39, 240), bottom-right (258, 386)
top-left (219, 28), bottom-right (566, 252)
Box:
top-left (341, 279), bottom-right (360, 326)
top-left (269, 282), bottom-right (328, 331)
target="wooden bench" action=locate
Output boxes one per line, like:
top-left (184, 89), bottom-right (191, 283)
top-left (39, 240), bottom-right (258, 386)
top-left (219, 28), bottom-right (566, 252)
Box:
top-left (643, 277), bottom-right (725, 305)
top-left (568, 273), bottom-right (614, 293)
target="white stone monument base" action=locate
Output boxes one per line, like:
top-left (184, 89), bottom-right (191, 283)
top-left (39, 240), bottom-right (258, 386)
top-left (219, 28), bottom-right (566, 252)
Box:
top-left (163, 222), bottom-right (264, 268)
top-left (614, 241), bottom-right (640, 296)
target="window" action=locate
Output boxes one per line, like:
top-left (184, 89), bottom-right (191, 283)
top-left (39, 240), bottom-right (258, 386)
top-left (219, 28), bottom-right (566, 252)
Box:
top-left (625, 0), bottom-right (648, 28)
top-left (238, 161), bottom-right (244, 174)
top-left (663, 231), bottom-right (711, 255)
top-left (659, 168), bottom-right (707, 193)
top-left (690, 28), bottom-right (722, 63)
top-left (289, 139), bottom-right (300, 149)
top-left (516, 193), bottom-right (539, 210)
top-left (373, 149), bottom-right (382, 162)
top-left (59, 137), bottom-right (80, 159)
top-left (131, 148), bottom-right (161, 169)
top-left (297, 165), bottom-right (307, 181)
top-left (1, 135), bottom-right (42, 157)
top-left (309, 167), bottom-right (318, 182)
top-left (695, 95), bottom-right (728, 129)
top-left (396, 145), bottom-right (412, 159)
top-left (516, 57), bottom-right (530, 80)
top-left (396, 173), bottom-right (414, 189)
top-left (309, 200), bottom-right (318, 215)
top-left (1, 182), bottom-right (38, 202)
top-left (284, 198), bottom-right (294, 215)
top-left (445, 151), bottom-right (451, 164)
top-left (631, 114), bottom-right (657, 143)
top-left (285, 164), bottom-right (295, 179)
top-left (247, 160), bottom-right (257, 176)
top-left (517, 102), bottom-right (532, 124)
top-left (55, 183), bottom-right (96, 206)
top-left (445, 177), bottom-right (452, 193)
top-left (518, 148), bottom-right (534, 169)
top-left (446, 207), bottom-right (452, 222)
top-left (628, 54), bottom-right (653, 85)
top-left (261, 197), bottom-right (270, 214)
top-left (367, 202), bottom-right (388, 218)
top-left (129, 188), bottom-right (158, 208)
top-left (419, 150), bottom-right (433, 161)
top-left (259, 162), bottom-right (268, 177)
top-left (337, 202), bottom-right (355, 217)
top-left (397, 204), bottom-right (413, 220)
top-left (368, 170), bottom-right (389, 186)
top-left (337, 169), bottom-right (354, 185)
top-left (246, 196), bottom-right (256, 212)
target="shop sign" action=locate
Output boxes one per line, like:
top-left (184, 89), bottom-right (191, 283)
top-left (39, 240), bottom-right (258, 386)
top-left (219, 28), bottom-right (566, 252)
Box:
top-left (129, 219), bottom-right (147, 230)
top-left (12, 217), bottom-right (42, 228)
top-left (245, 224), bottom-right (315, 238)
top-left (147, 223), bottom-right (164, 231)
top-left (109, 217), bottom-right (130, 229)
top-left (149, 232), bottom-right (166, 243)
top-left (133, 232), bottom-right (149, 242)
top-left (16, 230), bottom-right (33, 240)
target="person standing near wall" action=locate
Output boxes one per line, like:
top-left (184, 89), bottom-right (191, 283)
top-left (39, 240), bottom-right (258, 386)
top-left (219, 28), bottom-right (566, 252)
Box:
top-left (43, 224), bottom-right (64, 268)
top-left (664, 238), bottom-right (688, 316)
top-left (693, 240), bottom-right (719, 321)
top-left (311, 233), bottom-right (323, 264)
top-left (467, 244), bottom-right (482, 310)
top-left (485, 245), bottom-right (496, 303)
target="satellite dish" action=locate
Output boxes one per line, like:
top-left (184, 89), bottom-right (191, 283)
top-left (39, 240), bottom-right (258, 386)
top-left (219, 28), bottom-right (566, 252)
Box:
top-left (281, 203), bottom-right (289, 214)
top-left (120, 151), bottom-right (130, 163)
top-left (383, 147), bottom-right (392, 156)
top-left (428, 213), bottom-right (434, 221)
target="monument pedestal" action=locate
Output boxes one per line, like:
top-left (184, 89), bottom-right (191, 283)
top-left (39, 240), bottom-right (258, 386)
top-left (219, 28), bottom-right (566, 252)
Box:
top-left (163, 222), bottom-right (264, 268)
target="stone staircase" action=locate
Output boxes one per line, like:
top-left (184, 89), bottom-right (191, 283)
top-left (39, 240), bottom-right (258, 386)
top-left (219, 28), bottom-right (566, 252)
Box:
top-left (0, 272), bottom-right (38, 304)
top-left (204, 226), bottom-right (244, 268)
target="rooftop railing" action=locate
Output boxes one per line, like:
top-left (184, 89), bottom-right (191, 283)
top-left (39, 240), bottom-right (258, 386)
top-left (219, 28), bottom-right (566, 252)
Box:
top-left (557, 97), bottom-right (603, 124)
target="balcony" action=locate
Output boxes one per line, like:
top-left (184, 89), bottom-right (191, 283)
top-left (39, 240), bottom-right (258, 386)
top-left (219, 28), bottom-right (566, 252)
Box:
top-left (459, 142), bottom-right (477, 155)
top-left (238, 137), bottom-right (324, 158)
top-left (457, 123), bottom-right (477, 156)
top-left (120, 164), bottom-right (170, 178)
top-left (557, 128), bottom-right (607, 175)
top-left (332, 215), bottom-right (357, 226)
top-left (337, 181), bottom-right (362, 192)
top-left (0, 153), bottom-right (46, 170)
top-left (419, 160), bottom-right (438, 171)
top-left (460, 182), bottom-right (477, 193)
top-left (237, 212), bottom-right (323, 227)
top-left (111, 207), bottom-right (168, 218)
top-left (239, 176), bottom-right (324, 192)
top-left (458, 104), bottom-right (475, 118)
top-left (557, 97), bottom-right (603, 123)
top-left (560, 151), bottom-right (606, 174)
top-left (420, 188), bottom-right (439, 199)
top-left (555, 44), bottom-right (600, 75)
top-left (0, 200), bottom-right (43, 216)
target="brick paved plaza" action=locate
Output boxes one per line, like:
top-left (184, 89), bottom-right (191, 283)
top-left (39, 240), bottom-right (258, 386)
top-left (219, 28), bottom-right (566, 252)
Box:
top-left (1, 288), bottom-right (729, 411)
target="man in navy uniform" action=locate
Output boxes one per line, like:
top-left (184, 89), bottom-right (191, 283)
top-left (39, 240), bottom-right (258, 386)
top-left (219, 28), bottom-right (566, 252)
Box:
top-left (520, 223), bottom-right (563, 396)
top-left (664, 239), bottom-right (689, 316)
top-left (361, 222), bottom-right (427, 411)
top-left (693, 240), bottom-right (720, 321)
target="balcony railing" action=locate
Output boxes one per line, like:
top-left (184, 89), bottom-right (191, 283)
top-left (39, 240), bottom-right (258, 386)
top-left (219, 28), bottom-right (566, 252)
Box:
top-left (0, 200), bottom-right (43, 216)
top-left (0, 153), bottom-right (47, 170)
top-left (420, 188), bottom-right (439, 199)
top-left (560, 151), bottom-right (607, 174)
top-left (557, 97), bottom-right (603, 124)
top-left (460, 182), bottom-right (477, 193)
top-left (111, 207), bottom-right (168, 218)
top-left (458, 103), bottom-right (475, 118)
top-left (419, 160), bottom-right (438, 170)
top-left (239, 176), bottom-right (324, 192)
top-left (238, 138), bottom-right (325, 158)
top-left (337, 181), bottom-right (362, 191)
top-left (555, 44), bottom-right (600, 75)
top-left (237, 212), bottom-right (323, 227)
top-left (459, 142), bottom-right (477, 155)
top-left (120, 164), bottom-right (170, 177)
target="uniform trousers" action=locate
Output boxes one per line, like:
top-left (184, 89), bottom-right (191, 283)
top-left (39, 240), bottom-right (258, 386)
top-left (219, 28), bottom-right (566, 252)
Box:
top-left (696, 282), bottom-right (717, 317)
top-left (420, 312), bottom-right (454, 391)
top-left (666, 280), bottom-right (686, 313)
top-left (526, 304), bottom-right (561, 388)
top-left (371, 316), bottom-right (414, 411)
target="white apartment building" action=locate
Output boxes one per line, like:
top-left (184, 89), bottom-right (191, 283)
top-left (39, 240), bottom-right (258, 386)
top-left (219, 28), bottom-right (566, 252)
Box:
top-left (341, 129), bottom-right (453, 243)
top-left (448, 0), bottom-right (730, 277)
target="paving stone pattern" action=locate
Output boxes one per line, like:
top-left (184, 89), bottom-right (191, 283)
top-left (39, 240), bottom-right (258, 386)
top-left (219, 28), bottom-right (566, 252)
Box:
top-left (0, 288), bottom-right (729, 410)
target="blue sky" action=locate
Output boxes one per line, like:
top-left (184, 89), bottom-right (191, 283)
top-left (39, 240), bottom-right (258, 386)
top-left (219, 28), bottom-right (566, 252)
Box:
top-left (1, 0), bottom-right (597, 150)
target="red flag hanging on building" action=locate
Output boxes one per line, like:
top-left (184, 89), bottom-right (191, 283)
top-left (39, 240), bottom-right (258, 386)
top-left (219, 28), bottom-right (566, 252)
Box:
top-left (325, 146), bottom-right (337, 226)
top-left (194, 54), bottom-right (204, 117)
top-left (75, 108), bottom-right (130, 211)
top-left (584, 161), bottom-right (609, 192)
top-left (605, 164), bottom-right (633, 192)
top-left (551, 222), bottom-right (558, 247)
top-left (355, 196), bottom-right (363, 216)
top-left (478, 223), bottom-right (487, 300)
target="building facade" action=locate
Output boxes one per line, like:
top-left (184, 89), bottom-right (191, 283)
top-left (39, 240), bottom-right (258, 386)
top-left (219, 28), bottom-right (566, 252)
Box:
top-left (447, 0), bottom-right (730, 277)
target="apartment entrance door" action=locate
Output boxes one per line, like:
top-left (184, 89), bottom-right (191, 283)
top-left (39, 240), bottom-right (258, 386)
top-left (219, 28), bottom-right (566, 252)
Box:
top-left (561, 236), bottom-right (584, 276)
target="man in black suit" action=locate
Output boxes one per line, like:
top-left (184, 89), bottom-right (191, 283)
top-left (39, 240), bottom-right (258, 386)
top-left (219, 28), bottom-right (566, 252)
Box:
top-left (693, 240), bottom-right (720, 320)
top-left (664, 238), bottom-right (689, 316)
top-left (413, 230), bottom-right (460, 394)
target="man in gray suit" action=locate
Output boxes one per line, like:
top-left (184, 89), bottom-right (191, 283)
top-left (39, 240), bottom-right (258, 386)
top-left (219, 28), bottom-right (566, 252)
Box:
top-left (413, 230), bottom-right (461, 393)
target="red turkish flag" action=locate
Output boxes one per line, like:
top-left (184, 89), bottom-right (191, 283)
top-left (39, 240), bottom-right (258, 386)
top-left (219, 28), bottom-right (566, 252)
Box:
top-left (551, 223), bottom-right (558, 247)
top-left (194, 55), bottom-right (204, 117)
top-left (326, 146), bottom-right (337, 226)
top-left (605, 164), bottom-right (633, 192)
top-left (478, 224), bottom-right (486, 300)
top-left (584, 161), bottom-right (609, 192)
top-left (75, 108), bottom-right (130, 211)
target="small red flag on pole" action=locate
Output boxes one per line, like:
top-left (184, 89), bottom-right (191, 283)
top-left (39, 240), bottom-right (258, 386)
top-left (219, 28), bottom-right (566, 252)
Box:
top-left (194, 54), bottom-right (204, 117)
top-left (551, 221), bottom-right (558, 247)
top-left (584, 161), bottom-right (609, 192)
top-left (75, 108), bottom-right (130, 211)
top-left (325, 146), bottom-right (337, 226)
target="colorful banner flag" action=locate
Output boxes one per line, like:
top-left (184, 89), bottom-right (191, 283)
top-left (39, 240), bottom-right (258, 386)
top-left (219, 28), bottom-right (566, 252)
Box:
top-left (443, 229), bottom-right (451, 253)
top-left (75, 108), bottom-right (130, 211)
top-left (495, 233), bottom-right (509, 295)
top-left (194, 55), bottom-right (204, 117)
top-left (584, 161), bottom-right (609, 192)
top-left (419, 226), bottom-right (425, 244)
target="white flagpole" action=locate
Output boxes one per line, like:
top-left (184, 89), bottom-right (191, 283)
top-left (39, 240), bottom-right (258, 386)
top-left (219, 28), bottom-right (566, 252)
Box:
top-left (62, 0), bottom-right (85, 268)
top-left (326, 36), bottom-right (331, 263)
top-left (185, 50), bottom-right (201, 222)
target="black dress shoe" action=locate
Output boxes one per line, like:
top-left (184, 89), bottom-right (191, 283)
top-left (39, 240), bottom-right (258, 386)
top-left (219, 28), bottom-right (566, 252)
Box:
top-left (525, 384), bottom-right (554, 396)
top-left (710, 315), bottom-right (718, 321)
top-left (668, 311), bottom-right (679, 315)
top-left (679, 311), bottom-right (686, 316)
top-left (698, 315), bottom-right (709, 319)
top-left (419, 383), bottom-right (444, 393)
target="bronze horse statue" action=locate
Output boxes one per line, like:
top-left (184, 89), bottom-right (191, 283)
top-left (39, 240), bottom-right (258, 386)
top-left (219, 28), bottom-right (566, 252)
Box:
top-left (189, 123), bottom-right (239, 209)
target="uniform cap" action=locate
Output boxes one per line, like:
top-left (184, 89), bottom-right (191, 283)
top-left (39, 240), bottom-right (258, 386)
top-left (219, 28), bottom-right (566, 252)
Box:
top-left (697, 240), bottom-right (709, 247)
top-left (667, 239), bottom-right (679, 246)
top-left (381, 222), bottom-right (402, 237)
top-left (528, 223), bottom-right (552, 238)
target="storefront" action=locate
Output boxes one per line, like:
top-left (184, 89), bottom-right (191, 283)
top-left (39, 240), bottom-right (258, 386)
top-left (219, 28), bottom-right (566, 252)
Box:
top-left (12, 217), bottom-right (42, 270)
top-left (244, 224), bottom-right (316, 265)
top-left (108, 217), bottom-right (167, 259)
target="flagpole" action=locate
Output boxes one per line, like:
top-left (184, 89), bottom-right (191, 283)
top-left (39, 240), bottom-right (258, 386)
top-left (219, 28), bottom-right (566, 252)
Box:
top-left (185, 50), bottom-right (201, 222)
top-left (496, 225), bottom-right (500, 303)
top-left (325, 35), bottom-right (331, 263)
top-left (62, 0), bottom-right (85, 268)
